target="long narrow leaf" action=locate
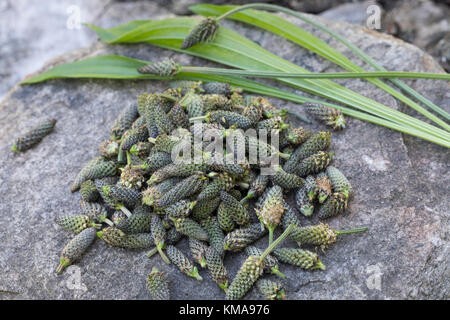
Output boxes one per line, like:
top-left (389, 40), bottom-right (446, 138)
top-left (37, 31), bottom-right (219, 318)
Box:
top-left (22, 54), bottom-right (450, 147)
top-left (86, 18), bottom-right (450, 141)
top-left (190, 4), bottom-right (450, 129)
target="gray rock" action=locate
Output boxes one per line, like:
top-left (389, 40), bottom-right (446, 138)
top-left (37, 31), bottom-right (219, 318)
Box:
top-left (0, 0), bottom-right (111, 101)
top-left (0, 2), bottom-right (448, 300)
top-left (383, 0), bottom-right (450, 71)
top-left (320, 0), bottom-right (381, 26)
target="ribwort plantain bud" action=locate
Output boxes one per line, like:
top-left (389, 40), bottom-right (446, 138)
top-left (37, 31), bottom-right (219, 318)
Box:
top-left (138, 59), bottom-right (181, 77)
top-left (181, 18), bottom-right (219, 49)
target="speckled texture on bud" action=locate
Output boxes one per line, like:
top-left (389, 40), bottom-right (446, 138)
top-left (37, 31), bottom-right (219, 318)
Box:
top-left (98, 227), bottom-right (154, 249)
top-left (271, 166), bottom-right (305, 189)
top-left (146, 267), bottom-right (170, 300)
top-left (318, 192), bottom-right (347, 219)
top-left (290, 223), bottom-right (337, 250)
top-left (117, 214), bottom-right (151, 234)
top-left (144, 151), bottom-right (172, 173)
top-left (285, 126), bottom-right (312, 145)
top-left (181, 18), bottom-right (219, 49)
top-left (197, 172), bottom-right (234, 201)
top-left (149, 162), bottom-right (209, 184)
top-left (104, 185), bottom-right (142, 209)
top-left (305, 175), bottom-right (318, 201)
top-left (281, 201), bottom-right (301, 231)
top-left (96, 226), bottom-right (125, 246)
top-left (180, 91), bottom-right (204, 118)
top-left (304, 103), bottom-right (345, 131)
top-left (201, 94), bottom-right (232, 112)
top-left (205, 110), bottom-right (252, 129)
top-left (142, 177), bottom-right (181, 206)
top-left (55, 215), bottom-right (99, 234)
top-left (206, 247), bottom-right (229, 290)
top-left (129, 141), bottom-right (152, 159)
top-left (146, 97), bottom-right (175, 135)
top-left (168, 103), bottom-right (190, 129)
top-left (157, 174), bottom-right (206, 207)
top-left (256, 117), bottom-right (288, 132)
top-left (120, 165), bottom-right (145, 189)
top-left (166, 245), bottom-right (202, 280)
top-left (245, 246), bottom-right (285, 278)
top-left (255, 186), bottom-right (285, 241)
top-left (119, 124), bottom-right (149, 152)
top-left (295, 151), bottom-right (333, 177)
top-left (165, 200), bottom-right (196, 219)
top-left (273, 248), bottom-right (325, 270)
top-left (111, 104), bottom-right (139, 139)
top-left (150, 215), bottom-right (166, 245)
top-left (79, 200), bottom-right (109, 224)
top-left (241, 101), bottom-right (263, 124)
top-left (172, 217), bottom-right (209, 241)
top-left (12, 118), bottom-right (56, 152)
top-left (189, 238), bottom-right (208, 268)
top-left (80, 180), bottom-right (99, 202)
top-left (246, 174), bottom-right (269, 200)
top-left (98, 139), bottom-right (120, 158)
top-left (219, 191), bottom-right (250, 226)
top-left (295, 187), bottom-right (314, 217)
top-left (283, 131), bottom-right (331, 174)
top-left (217, 201), bottom-right (235, 232)
top-left (225, 255), bottom-right (264, 300)
top-left (71, 157), bottom-right (117, 192)
top-left (138, 59), bottom-right (180, 77)
top-left (256, 279), bottom-right (286, 300)
top-left (326, 166), bottom-right (353, 199)
top-left (223, 223), bottom-right (267, 252)
top-left (149, 134), bottom-right (180, 154)
top-left (251, 97), bottom-right (278, 119)
top-left (56, 227), bottom-right (96, 274)
top-left (200, 216), bottom-right (224, 257)
top-left (316, 172), bottom-right (332, 203)
top-left (170, 80), bottom-right (204, 94)
top-left (192, 198), bottom-right (221, 221)
top-left (202, 82), bottom-right (232, 96)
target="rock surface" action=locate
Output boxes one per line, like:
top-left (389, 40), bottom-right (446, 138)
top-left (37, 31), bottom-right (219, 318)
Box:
top-left (0, 1), bottom-right (448, 300)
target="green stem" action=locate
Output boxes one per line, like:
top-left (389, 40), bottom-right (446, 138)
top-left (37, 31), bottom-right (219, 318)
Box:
top-left (119, 205), bottom-right (132, 218)
top-left (159, 93), bottom-right (178, 102)
top-left (237, 182), bottom-right (249, 189)
top-left (292, 9), bottom-right (450, 122)
top-left (278, 152), bottom-right (291, 160)
top-left (188, 266), bottom-right (203, 281)
top-left (157, 243), bottom-right (171, 265)
top-left (103, 218), bottom-right (115, 227)
top-left (334, 226), bottom-right (368, 236)
top-left (214, 3), bottom-right (450, 125)
top-left (268, 228), bottom-right (274, 246)
top-left (126, 151), bottom-right (132, 166)
top-left (189, 115), bottom-right (207, 122)
top-left (117, 148), bottom-right (125, 163)
top-left (183, 67), bottom-right (450, 80)
top-left (270, 266), bottom-right (286, 279)
top-left (183, 74), bottom-right (450, 147)
top-left (261, 223), bottom-right (294, 261)
top-left (145, 247), bottom-right (158, 258)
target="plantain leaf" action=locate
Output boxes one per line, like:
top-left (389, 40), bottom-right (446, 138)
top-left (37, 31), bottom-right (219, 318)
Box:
top-left (190, 4), bottom-right (450, 130)
top-left (23, 55), bottom-right (152, 83)
top-left (86, 17), bottom-right (450, 141)
top-left (22, 54), bottom-right (449, 147)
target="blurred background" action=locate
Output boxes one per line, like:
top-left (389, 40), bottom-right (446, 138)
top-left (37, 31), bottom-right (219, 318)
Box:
top-left (0, 0), bottom-right (449, 101)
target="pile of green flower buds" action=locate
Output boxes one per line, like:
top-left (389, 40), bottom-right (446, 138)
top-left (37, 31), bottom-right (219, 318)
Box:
top-left (55, 80), bottom-right (367, 300)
